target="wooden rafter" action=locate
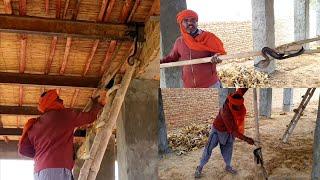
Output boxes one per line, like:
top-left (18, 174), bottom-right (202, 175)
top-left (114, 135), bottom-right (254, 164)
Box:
top-left (19, 0), bottom-right (26, 16)
top-left (0, 15), bottom-right (139, 41)
top-left (100, 40), bottom-right (117, 76)
top-left (82, 40), bottom-right (99, 76)
top-left (98, 0), bottom-right (109, 22)
top-left (59, 37), bottom-right (72, 75)
top-left (0, 72), bottom-right (100, 88)
top-left (45, 0), bottom-right (49, 14)
top-left (70, 89), bottom-right (80, 107)
top-left (127, 0), bottom-right (141, 23)
top-left (119, 0), bottom-right (134, 23)
top-left (3, 0), bottom-right (12, 14)
top-left (56, 0), bottom-right (61, 18)
top-left (103, 0), bottom-right (115, 22)
top-left (45, 36), bottom-right (58, 75)
top-left (72, 0), bottom-right (81, 20)
top-left (63, 0), bottom-right (71, 18)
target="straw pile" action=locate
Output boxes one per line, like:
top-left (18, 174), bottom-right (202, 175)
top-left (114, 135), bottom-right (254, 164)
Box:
top-left (219, 65), bottom-right (270, 87)
top-left (168, 123), bottom-right (210, 155)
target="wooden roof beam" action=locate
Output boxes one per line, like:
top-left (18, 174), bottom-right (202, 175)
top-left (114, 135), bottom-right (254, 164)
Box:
top-left (103, 0), bottom-right (115, 22)
top-left (100, 40), bottom-right (117, 76)
top-left (0, 127), bottom-right (85, 137)
top-left (0, 15), bottom-right (140, 41)
top-left (0, 72), bottom-right (100, 88)
top-left (120, 0), bottom-right (134, 23)
top-left (45, 36), bottom-right (58, 74)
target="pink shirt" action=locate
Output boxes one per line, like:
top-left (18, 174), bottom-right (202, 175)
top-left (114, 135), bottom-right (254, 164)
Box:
top-left (18, 104), bottom-right (102, 172)
top-left (161, 36), bottom-right (219, 88)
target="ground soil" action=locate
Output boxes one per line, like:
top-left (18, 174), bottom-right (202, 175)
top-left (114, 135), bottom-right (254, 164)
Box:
top-left (159, 102), bottom-right (318, 180)
top-left (217, 53), bottom-right (320, 88)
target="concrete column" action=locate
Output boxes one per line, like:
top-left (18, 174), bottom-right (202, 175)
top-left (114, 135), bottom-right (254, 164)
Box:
top-left (259, 88), bottom-right (272, 118)
top-left (294, 0), bottom-right (309, 48)
top-left (218, 88), bottom-right (236, 107)
top-left (316, 0), bottom-right (320, 46)
top-left (312, 93), bottom-right (320, 179)
top-left (283, 88), bottom-right (294, 112)
top-left (158, 89), bottom-right (170, 155)
top-left (117, 79), bottom-right (158, 180)
top-left (96, 135), bottom-right (115, 180)
top-left (251, 0), bottom-right (276, 74)
top-left (160, 0), bottom-right (186, 88)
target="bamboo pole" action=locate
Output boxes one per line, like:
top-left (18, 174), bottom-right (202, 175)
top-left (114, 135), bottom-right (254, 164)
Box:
top-left (78, 61), bottom-right (138, 180)
top-left (78, 75), bottom-right (121, 180)
top-left (160, 49), bottom-right (320, 68)
top-left (86, 62), bottom-right (138, 180)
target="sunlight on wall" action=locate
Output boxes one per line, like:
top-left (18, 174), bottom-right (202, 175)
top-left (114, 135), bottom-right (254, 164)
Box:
top-left (0, 160), bottom-right (34, 180)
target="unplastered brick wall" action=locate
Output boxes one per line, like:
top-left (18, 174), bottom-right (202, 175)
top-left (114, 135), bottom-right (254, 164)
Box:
top-left (161, 88), bottom-right (219, 131)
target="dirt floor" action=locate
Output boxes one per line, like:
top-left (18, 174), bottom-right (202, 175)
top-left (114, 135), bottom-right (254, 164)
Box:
top-left (159, 102), bottom-right (318, 180)
top-left (217, 53), bottom-right (320, 88)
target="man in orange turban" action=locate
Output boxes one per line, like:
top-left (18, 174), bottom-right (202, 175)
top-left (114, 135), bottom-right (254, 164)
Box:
top-left (18, 89), bottom-right (105, 180)
top-left (194, 88), bottom-right (255, 178)
top-left (161, 9), bottom-right (226, 88)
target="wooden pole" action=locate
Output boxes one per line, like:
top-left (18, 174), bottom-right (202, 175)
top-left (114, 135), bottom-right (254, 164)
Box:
top-left (78, 61), bottom-right (138, 180)
top-left (160, 49), bottom-right (320, 68)
top-left (311, 92), bottom-right (320, 179)
top-left (86, 62), bottom-right (138, 180)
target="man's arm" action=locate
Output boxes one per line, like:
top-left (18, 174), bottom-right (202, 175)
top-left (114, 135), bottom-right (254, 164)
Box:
top-left (18, 135), bottom-right (35, 158)
top-left (160, 38), bottom-right (180, 64)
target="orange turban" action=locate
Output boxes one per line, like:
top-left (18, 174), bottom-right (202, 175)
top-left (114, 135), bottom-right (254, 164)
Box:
top-left (227, 89), bottom-right (247, 134)
top-left (38, 89), bottom-right (65, 113)
top-left (176, 9), bottom-right (226, 54)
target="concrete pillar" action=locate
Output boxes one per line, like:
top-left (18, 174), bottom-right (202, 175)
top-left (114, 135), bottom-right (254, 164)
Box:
top-left (283, 88), bottom-right (294, 112)
top-left (251, 0), bottom-right (276, 74)
top-left (312, 93), bottom-right (320, 179)
top-left (96, 135), bottom-right (115, 180)
top-left (158, 89), bottom-right (170, 155)
top-left (259, 88), bottom-right (272, 118)
top-left (117, 79), bottom-right (158, 180)
top-left (294, 0), bottom-right (309, 48)
top-left (218, 88), bottom-right (236, 107)
top-left (316, 0), bottom-right (320, 46)
top-left (160, 0), bottom-right (186, 88)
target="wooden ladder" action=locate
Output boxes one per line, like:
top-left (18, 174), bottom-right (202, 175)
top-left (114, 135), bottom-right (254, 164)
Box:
top-left (282, 88), bottom-right (316, 143)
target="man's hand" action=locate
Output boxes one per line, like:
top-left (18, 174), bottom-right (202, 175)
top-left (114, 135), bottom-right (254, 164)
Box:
top-left (211, 54), bottom-right (222, 64)
top-left (244, 136), bottom-right (255, 145)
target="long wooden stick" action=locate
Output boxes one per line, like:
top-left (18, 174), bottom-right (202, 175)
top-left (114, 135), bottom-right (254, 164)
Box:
top-left (86, 62), bottom-right (138, 180)
top-left (160, 49), bottom-right (320, 68)
top-left (78, 75), bottom-right (121, 180)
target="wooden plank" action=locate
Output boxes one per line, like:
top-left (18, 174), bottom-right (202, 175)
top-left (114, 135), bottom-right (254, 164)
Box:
top-left (19, 0), bottom-right (26, 16)
top-left (56, 0), bottom-right (61, 19)
top-left (63, 0), bottom-right (71, 18)
top-left (127, 0), bottom-right (140, 23)
top-left (103, 0), bottom-right (115, 22)
top-left (98, 0), bottom-right (109, 22)
top-left (120, 0), bottom-right (134, 23)
top-left (3, 0), bottom-right (12, 14)
top-left (100, 40), bottom-right (117, 75)
top-left (45, 36), bottom-right (58, 75)
top-left (72, 0), bottom-right (81, 20)
top-left (70, 89), bottom-right (80, 107)
top-left (0, 127), bottom-right (86, 137)
top-left (0, 15), bottom-right (139, 41)
top-left (19, 35), bottom-right (27, 73)
top-left (59, 37), bottom-right (72, 74)
top-left (0, 72), bottom-right (100, 88)
top-left (82, 40), bottom-right (99, 76)
top-left (45, 0), bottom-right (49, 14)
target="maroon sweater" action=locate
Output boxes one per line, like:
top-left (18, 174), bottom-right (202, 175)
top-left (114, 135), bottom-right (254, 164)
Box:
top-left (19, 105), bottom-right (102, 172)
top-left (161, 36), bottom-right (219, 88)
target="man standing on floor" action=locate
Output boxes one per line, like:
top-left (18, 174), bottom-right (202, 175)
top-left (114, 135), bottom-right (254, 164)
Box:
top-left (195, 88), bottom-right (255, 178)
top-left (18, 89), bottom-right (105, 180)
top-left (160, 9), bottom-right (226, 88)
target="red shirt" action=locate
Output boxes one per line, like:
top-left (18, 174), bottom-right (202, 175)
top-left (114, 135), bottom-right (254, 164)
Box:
top-left (18, 105), bottom-right (102, 172)
top-left (212, 104), bottom-right (245, 140)
top-left (161, 36), bottom-right (219, 88)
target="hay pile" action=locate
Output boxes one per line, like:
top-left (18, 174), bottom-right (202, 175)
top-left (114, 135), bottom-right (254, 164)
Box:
top-left (219, 65), bottom-right (270, 87)
top-left (168, 124), bottom-right (210, 155)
